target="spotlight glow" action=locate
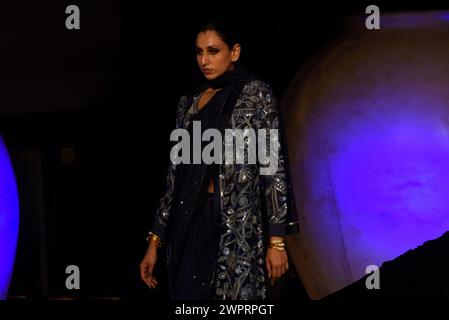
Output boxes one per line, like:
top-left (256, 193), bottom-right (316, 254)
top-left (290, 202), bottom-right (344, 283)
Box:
top-left (0, 136), bottom-right (19, 299)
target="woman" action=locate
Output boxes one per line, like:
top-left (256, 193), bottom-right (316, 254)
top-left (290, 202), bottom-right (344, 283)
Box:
top-left (140, 20), bottom-right (299, 300)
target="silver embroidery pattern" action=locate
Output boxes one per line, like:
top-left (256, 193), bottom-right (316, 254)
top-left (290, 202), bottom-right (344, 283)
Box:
top-left (152, 80), bottom-right (292, 300)
top-left (212, 81), bottom-right (289, 300)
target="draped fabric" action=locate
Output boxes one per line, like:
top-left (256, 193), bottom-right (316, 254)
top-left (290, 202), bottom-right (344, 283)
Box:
top-left (150, 69), bottom-right (299, 300)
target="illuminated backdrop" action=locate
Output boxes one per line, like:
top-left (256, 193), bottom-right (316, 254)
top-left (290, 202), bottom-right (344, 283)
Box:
top-left (282, 11), bottom-right (449, 299)
top-left (0, 136), bottom-right (19, 299)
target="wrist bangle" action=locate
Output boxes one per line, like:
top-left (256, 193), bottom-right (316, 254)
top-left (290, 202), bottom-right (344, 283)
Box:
top-left (269, 242), bottom-right (285, 247)
top-left (269, 244), bottom-right (286, 251)
top-left (269, 239), bottom-right (286, 251)
top-left (146, 232), bottom-right (163, 247)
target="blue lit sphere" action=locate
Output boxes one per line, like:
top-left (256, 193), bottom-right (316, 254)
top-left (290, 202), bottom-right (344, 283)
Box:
top-left (0, 136), bottom-right (19, 299)
top-left (282, 11), bottom-right (449, 299)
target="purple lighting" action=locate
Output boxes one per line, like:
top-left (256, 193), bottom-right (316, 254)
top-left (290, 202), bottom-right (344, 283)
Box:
top-left (330, 105), bottom-right (449, 267)
top-left (439, 13), bottom-right (449, 21)
top-left (281, 10), bottom-right (449, 298)
top-left (0, 136), bottom-right (19, 299)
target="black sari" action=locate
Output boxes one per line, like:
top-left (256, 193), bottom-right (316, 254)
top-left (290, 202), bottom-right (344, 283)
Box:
top-left (167, 67), bottom-right (256, 299)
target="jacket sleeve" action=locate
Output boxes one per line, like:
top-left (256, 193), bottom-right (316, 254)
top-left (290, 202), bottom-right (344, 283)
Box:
top-left (252, 82), bottom-right (300, 237)
top-left (149, 96), bottom-right (188, 242)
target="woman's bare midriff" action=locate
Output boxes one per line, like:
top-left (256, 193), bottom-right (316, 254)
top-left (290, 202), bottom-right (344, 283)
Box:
top-left (207, 179), bottom-right (214, 193)
top-left (198, 87), bottom-right (220, 195)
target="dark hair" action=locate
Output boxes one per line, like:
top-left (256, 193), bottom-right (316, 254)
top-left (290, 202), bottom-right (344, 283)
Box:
top-left (196, 18), bottom-right (242, 49)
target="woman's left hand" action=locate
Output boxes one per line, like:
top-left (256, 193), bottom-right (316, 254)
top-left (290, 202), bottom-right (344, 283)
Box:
top-left (266, 242), bottom-right (289, 285)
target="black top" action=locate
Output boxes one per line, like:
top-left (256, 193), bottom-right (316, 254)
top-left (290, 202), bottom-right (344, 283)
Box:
top-left (188, 89), bottom-right (222, 197)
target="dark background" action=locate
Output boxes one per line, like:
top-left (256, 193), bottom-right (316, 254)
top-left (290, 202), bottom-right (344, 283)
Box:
top-left (3, 0), bottom-right (449, 299)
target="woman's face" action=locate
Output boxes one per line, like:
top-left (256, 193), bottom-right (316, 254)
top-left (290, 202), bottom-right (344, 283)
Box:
top-left (196, 30), bottom-right (240, 80)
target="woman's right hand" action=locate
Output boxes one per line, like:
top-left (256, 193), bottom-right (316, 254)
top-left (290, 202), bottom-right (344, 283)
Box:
top-left (140, 241), bottom-right (158, 289)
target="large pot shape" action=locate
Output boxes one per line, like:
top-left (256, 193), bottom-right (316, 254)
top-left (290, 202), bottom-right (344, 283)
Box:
top-left (281, 11), bottom-right (449, 299)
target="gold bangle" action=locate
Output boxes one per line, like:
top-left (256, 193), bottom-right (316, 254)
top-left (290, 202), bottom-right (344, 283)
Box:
top-left (146, 232), bottom-right (163, 247)
top-left (269, 245), bottom-right (286, 251)
top-left (269, 238), bottom-right (286, 251)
